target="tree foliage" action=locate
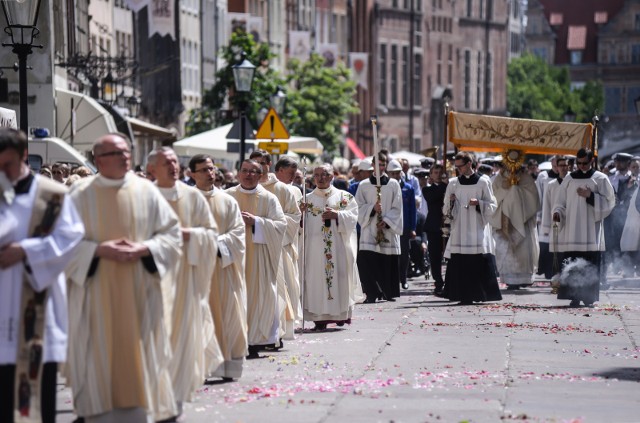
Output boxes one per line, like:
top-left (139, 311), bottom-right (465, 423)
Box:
top-left (507, 53), bottom-right (603, 123)
top-left (190, 31), bottom-right (359, 154)
top-left (284, 54), bottom-right (359, 153)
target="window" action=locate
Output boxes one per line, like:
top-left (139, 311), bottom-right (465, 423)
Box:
top-left (570, 51), bottom-right (583, 65)
top-left (464, 50), bottom-right (471, 109)
top-left (477, 52), bottom-right (482, 110)
top-left (380, 44), bottom-right (387, 105)
top-left (485, 52), bottom-right (492, 111)
top-left (479, 0), bottom-right (484, 19)
top-left (467, 0), bottom-right (472, 17)
top-left (632, 45), bottom-right (640, 64)
top-left (486, 0), bottom-right (493, 20)
top-left (391, 45), bottom-right (398, 107)
top-left (605, 87), bottom-right (621, 114)
top-left (532, 47), bottom-right (547, 61)
top-left (627, 87), bottom-right (640, 113)
top-left (635, 13), bottom-right (640, 31)
top-left (414, 54), bottom-right (422, 106)
top-left (402, 46), bottom-right (409, 107)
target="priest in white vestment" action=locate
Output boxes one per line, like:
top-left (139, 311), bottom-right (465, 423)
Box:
top-left (148, 147), bottom-right (222, 406)
top-left (620, 185), bottom-right (640, 273)
top-left (356, 154), bottom-right (403, 303)
top-left (491, 167), bottom-right (540, 289)
top-left (442, 152), bottom-right (501, 305)
top-left (189, 154), bottom-right (248, 380)
top-left (226, 159), bottom-right (286, 359)
top-left (552, 148), bottom-right (615, 307)
top-left (300, 164), bottom-right (363, 331)
top-left (251, 151), bottom-right (301, 343)
top-left (0, 128), bottom-right (84, 423)
top-left (274, 157), bottom-right (304, 335)
top-left (67, 134), bottom-right (183, 422)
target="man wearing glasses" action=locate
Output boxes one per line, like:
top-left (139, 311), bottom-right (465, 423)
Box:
top-left (66, 133), bottom-right (183, 422)
top-left (227, 160), bottom-right (286, 359)
top-left (552, 148), bottom-right (615, 307)
top-left (190, 154), bottom-right (249, 381)
top-left (441, 152), bottom-right (501, 305)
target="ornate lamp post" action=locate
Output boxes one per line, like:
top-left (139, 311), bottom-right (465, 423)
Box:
top-left (232, 53), bottom-right (255, 164)
top-left (1, 0), bottom-right (43, 133)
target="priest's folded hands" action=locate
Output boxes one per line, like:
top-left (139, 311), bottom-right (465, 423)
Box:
top-left (96, 238), bottom-right (150, 262)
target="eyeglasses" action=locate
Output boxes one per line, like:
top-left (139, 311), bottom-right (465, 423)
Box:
top-left (194, 166), bottom-right (216, 174)
top-left (454, 162), bottom-right (469, 169)
top-left (576, 160), bottom-right (590, 166)
top-left (557, 163), bottom-right (569, 167)
top-left (313, 172), bottom-right (331, 179)
top-left (240, 168), bottom-right (261, 175)
top-left (97, 150), bottom-right (131, 158)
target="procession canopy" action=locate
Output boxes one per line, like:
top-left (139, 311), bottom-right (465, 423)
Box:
top-left (448, 112), bottom-right (592, 155)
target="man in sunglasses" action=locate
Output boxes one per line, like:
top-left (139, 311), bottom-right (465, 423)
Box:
top-left (552, 148), bottom-right (615, 307)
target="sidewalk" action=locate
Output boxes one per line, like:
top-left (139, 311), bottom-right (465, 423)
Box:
top-left (57, 277), bottom-right (640, 423)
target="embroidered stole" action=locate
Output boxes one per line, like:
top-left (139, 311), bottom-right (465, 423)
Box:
top-left (14, 178), bottom-right (66, 422)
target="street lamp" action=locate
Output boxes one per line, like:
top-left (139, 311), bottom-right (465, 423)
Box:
top-left (1, 0), bottom-right (42, 133)
top-left (102, 72), bottom-right (117, 104)
top-left (127, 95), bottom-right (141, 118)
top-left (232, 53), bottom-right (255, 164)
top-left (270, 86), bottom-right (286, 116)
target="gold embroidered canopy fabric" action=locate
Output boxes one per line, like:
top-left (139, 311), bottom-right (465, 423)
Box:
top-left (448, 112), bottom-right (593, 154)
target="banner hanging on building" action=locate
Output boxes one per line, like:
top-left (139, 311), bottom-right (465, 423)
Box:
top-left (448, 111), bottom-right (592, 154)
top-left (148, 0), bottom-right (175, 40)
top-left (348, 52), bottom-right (368, 89)
top-left (318, 43), bottom-right (339, 68)
top-left (289, 31), bottom-right (311, 62)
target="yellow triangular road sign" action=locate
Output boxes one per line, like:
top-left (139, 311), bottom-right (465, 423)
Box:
top-left (256, 108), bottom-right (290, 140)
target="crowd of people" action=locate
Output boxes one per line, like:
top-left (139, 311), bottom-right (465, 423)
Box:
top-left (1, 126), bottom-right (639, 423)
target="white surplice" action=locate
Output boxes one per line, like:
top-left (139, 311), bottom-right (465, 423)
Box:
top-left (199, 187), bottom-right (248, 379)
top-left (356, 177), bottom-right (403, 255)
top-left (0, 175), bottom-right (84, 365)
top-left (158, 183), bottom-right (222, 402)
top-left (302, 186), bottom-right (363, 321)
top-left (443, 174), bottom-right (497, 257)
top-left (67, 173), bottom-right (182, 421)
top-left (552, 170), bottom-right (615, 252)
top-left (226, 184), bottom-right (286, 346)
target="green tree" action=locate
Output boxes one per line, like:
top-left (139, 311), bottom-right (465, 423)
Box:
top-left (284, 54), bottom-right (359, 154)
top-left (507, 53), bottom-right (603, 123)
top-left (190, 31), bottom-right (359, 154)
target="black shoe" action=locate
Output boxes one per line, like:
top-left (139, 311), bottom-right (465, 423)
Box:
top-left (247, 345), bottom-right (260, 359)
top-left (386, 297), bottom-right (396, 302)
top-left (313, 323), bottom-right (327, 331)
top-left (402, 282), bottom-right (409, 289)
top-left (506, 285), bottom-right (520, 290)
top-left (457, 301), bottom-right (473, 306)
top-left (363, 297), bottom-right (377, 304)
top-left (569, 300), bottom-right (581, 308)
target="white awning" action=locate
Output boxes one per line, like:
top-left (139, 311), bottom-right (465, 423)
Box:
top-left (127, 117), bottom-right (177, 140)
top-left (55, 88), bottom-right (118, 154)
